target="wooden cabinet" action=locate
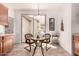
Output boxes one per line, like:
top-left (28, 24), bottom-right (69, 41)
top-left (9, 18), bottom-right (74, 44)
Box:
top-left (0, 37), bottom-right (2, 55)
top-left (0, 4), bottom-right (8, 26)
top-left (73, 35), bottom-right (79, 55)
top-left (0, 35), bottom-right (13, 56)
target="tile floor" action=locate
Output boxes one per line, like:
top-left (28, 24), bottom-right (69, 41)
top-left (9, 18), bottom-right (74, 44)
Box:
top-left (7, 43), bottom-right (70, 56)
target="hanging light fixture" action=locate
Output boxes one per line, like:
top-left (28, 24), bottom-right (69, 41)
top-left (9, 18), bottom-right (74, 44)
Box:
top-left (37, 2), bottom-right (40, 15)
top-left (37, 0), bottom-right (41, 16)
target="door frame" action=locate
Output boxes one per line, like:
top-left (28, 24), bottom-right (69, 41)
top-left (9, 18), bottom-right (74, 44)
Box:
top-left (21, 15), bottom-right (31, 43)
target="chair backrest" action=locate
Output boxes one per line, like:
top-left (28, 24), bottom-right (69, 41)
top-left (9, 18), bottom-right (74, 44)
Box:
top-left (25, 34), bottom-right (33, 39)
top-left (43, 33), bottom-right (51, 39)
top-left (43, 33), bottom-right (51, 43)
top-left (25, 33), bottom-right (33, 43)
top-left (52, 34), bottom-right (59, 37)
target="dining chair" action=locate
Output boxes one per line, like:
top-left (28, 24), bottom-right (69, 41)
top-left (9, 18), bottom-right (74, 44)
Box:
top-left (43, 33), bottom-right (51, 51)
top-left (24, 33), bottom-right (35, 52)
top-left (52, 34), bottom-right (59, 45)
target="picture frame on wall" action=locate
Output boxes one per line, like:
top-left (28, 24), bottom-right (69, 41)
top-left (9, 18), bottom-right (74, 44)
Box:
top-left (49, 18), bottom-right (55, 31)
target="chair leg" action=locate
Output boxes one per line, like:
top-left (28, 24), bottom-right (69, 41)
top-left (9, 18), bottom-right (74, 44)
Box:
top-left (24, 45), bottom-right (31, 52)
top-left (41, 43), bottom-right (44, 56)
top-left (46, 43), bottom-right (47, 51)
top-left (29, 44), bottom-right (31, 52)
top-left (32, 45), bottom-right (37, 56)
top-left (46, 43), bottom-right (51, 51)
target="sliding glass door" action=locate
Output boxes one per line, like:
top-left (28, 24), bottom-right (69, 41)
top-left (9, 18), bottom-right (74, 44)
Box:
top-left (33, 15), bottom-right (45, 37)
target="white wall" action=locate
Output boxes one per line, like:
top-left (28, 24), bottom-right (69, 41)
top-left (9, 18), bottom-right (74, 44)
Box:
top-left (72, 3), bottom-right (79, 34)
top-left (58, 4), bottom-right (72, 55)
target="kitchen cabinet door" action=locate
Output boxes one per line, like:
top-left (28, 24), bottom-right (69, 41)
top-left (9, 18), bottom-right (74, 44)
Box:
top-left (0, 4), bottom-right (8, 26)
top-left (0, 37), bottom-right (2, 55)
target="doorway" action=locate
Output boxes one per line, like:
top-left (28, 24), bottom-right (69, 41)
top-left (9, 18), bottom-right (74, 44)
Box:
top-left (21, 14), bottom-right (46, 43)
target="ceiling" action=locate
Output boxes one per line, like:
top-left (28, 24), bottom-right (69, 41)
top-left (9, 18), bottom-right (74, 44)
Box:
top-left (3, 3), bottom-right (64, 11)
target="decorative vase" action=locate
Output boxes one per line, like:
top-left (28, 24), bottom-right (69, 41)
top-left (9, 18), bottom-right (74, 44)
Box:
top-left (61, 20), bottom-right (64, 31)
top-left (37, 35), bottom-right (40, 39)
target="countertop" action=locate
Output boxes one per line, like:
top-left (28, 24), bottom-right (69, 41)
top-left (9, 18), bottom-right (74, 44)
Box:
top-left (73, 33), bottom-right (79, 36)
top-left (0, 33), bottom-right (14, 36)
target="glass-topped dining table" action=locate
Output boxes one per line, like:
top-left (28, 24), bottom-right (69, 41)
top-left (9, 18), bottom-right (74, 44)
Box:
top-left (32, 37), bottom-right (46, 56)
